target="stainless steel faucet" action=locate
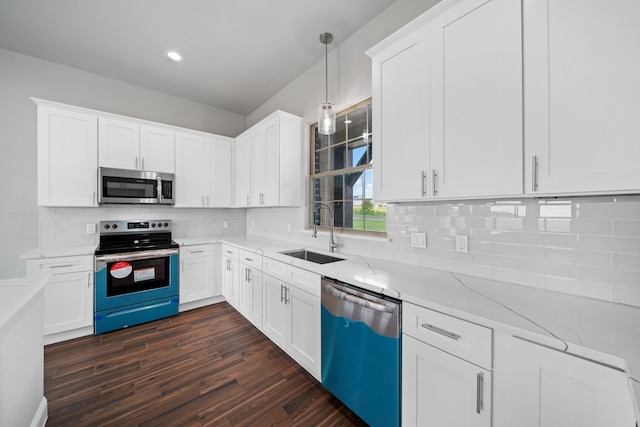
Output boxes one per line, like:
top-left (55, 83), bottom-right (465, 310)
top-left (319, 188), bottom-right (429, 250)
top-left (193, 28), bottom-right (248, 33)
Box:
top-left (312, 203), bottom-right (338, 253)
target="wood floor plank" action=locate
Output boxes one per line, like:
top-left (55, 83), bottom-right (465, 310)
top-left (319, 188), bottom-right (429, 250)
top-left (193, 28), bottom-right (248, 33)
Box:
top-left (44, 301), bottom-right (367, 426)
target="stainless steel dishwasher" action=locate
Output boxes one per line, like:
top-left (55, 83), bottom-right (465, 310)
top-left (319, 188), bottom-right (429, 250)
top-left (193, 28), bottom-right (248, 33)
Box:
top-left (321, 277), bottom-right (401, 427)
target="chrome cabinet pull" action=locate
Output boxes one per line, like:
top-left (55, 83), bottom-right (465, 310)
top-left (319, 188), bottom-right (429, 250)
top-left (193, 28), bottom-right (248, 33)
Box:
top-left (421, 171), bottom-right (427, 197)
top-left (135, 157), bottom-right (139, 169)
top-left (141, 157), bottom-right (145, 170)
top-left (244, 257), bottom-right (253, 262)
top-left (280, 284), bottom-right (285, 302)
top-left (284, 286), bottom-right (290, 304)
top-left (50, 264), bottom-right (73, 269)
top-left (432, 169), bottom-right (438, 196)
top-left (247, 268), bottom-right (252, 282)
top-left (476, 372), bottom-right (484, 414)
top-left (189, 250), bottom-right (205, 254)
top-left (88, 271), bottom-right (92, 287)
top-left (246, 195), bottom-right (250, 206)
top-left (420, 322), bottom-right (461, 341)
top-left (531, 155), bottom-right (538, 192)
top-left (206, 196), bottom-right (209, 206)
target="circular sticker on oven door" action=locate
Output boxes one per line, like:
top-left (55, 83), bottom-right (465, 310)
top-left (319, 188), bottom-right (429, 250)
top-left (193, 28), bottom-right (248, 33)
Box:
top-left (110, 261), bottom-right (132, 279)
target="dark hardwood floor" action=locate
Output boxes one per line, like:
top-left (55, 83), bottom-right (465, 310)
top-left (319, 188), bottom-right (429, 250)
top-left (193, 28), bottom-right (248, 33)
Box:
top-left (44, 302), bottom-right (367, 426)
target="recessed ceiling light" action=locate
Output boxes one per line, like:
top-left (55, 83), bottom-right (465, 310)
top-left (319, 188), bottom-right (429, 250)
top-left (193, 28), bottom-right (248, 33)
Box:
top-left (166, 51), bottom-right (183, 62)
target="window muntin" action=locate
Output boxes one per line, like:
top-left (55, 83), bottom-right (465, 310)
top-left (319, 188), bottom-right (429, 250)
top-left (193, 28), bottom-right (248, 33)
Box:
top-left (310, 99), bottom-right (386, 234)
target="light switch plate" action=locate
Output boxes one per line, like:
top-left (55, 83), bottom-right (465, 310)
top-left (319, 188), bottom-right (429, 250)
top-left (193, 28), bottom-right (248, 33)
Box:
top-left (86, 223), bottom-right (96, 234)
top-left (455, 235), bottom-right (469, 253)
top-left (411, 232), bottom-right (427, 248)
top-left (223, 220), bottom-right (229, 229)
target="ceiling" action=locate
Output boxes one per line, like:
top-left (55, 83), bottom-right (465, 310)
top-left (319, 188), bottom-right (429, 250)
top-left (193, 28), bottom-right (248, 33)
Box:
top-left (0, 0), bottom-right (397, 116)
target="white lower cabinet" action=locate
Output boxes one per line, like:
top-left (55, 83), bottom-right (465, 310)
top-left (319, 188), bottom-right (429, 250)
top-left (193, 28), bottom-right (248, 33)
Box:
top-left (263, 257), bottom-right (321, 379)
top-left (179, 244), bottom-right (216, 306)
top-left (403, 335), bottom-right (491, 427)
top-left (26, 255), bottom-right (94, 344)
top-left (402, 302), bottom-right (492, 427)
top-left (238, 250), bottom-right (263, 329)
top-left (501, 337), bottom-right (636, 427)
top-left (221, 245), bottom-right (240, 309)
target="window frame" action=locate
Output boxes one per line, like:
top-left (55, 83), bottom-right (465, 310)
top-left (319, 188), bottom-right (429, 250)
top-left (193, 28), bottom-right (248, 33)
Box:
top-left (308, 97), bottom-right (386, 237)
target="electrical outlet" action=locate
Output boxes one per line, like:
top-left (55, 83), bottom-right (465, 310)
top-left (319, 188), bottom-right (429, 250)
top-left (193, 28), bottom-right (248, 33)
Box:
top-left (251, 221), bottom-right (255, 228)
top-left (287, 224), bottom-right (292, 232)
top-left (455, 235), bottom-right (469, 253)
top-left (223, 220), bottom-right (229, 229)
top-left (86, 223), bottom-right (96, 234)
top-left (410, 232), bottom-right (427, 248)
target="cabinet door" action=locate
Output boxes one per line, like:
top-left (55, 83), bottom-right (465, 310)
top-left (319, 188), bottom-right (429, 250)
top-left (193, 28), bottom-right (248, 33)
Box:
top-left (251, 125), bottom-right (268, 206)
top-left (508, 338), bottom-right (636, 427)
top-left (263, 117), bottom-right (280, 206)
top-left (98, 117), bottom-right (140, 170)
top-left (235, 133), bottom-right (252, 207)
top-left (222, 256), bottom-right (239, 309)
top-left (239, 265), bottom-right (263, 329)
top-left (140, 125), bottom-right (174, 173)
top-left (37, 106), bottom-right (98, 207)
top-left (371, 26), bottom-right (430, 202)
top-left (287, 286), bottom-right (321, 379)
top-left (44, 271), bottom-right (93, 335)
top-left (209, 136), bottom-right (232, 207)
top-left (262, 274), bottom-right (287, 349)
top-left (403, 335), bottom-right (491, 427)
top-left (175, 133), bottom-right (209, 207)
top-left (180, 254), bottom-right (214, 304)
top-left (524, 0), bottom-right (640, 195)
top-left (430, 0), bottom-right (523, 198)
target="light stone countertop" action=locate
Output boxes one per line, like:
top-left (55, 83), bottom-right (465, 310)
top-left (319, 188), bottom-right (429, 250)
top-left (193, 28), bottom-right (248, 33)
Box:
top-left (0, 276), bottom-right (47, 333)
top-left (21, 235), bottom-right (640, 416)
top-left (221, 234), bottom-right (640, 417)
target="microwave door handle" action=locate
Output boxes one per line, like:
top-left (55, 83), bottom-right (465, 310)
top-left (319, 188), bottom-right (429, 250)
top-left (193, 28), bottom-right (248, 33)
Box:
top-left (157, 177), bottom-right (162, 203)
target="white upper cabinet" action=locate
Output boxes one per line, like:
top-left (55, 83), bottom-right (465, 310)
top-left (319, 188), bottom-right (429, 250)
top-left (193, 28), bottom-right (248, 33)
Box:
top-left (139, 125), bottom-right (175, 173)
top-left (430, 0), bottom-right (523, 198)
top-left (175, 132), bottom-right (233, 208)
top-left (235, 110), bottom-right (302, 207)
top-left (524, 0), bottom-right (640, 196)
top-left (99, 118), bottom-right (174, 173)
top-left (36, 103), bottom-right (98, 207)
top-left (369, 25), bottom-right (430, 202)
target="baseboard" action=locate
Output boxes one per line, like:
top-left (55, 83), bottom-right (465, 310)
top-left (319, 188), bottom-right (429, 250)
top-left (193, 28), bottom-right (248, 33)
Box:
top-left (44, 326), bottom-right (93, 345)
top-left (178, 295), bottom-right (225, 312)
top-left (30, 397), bottom-right (47, 427)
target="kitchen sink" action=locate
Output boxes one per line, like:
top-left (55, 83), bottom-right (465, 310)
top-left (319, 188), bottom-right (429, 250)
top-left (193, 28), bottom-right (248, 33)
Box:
top-left (279, 249), bottom-right (345, 264)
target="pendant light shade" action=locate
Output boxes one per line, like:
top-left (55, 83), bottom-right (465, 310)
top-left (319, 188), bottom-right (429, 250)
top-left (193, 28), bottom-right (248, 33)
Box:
top-left (318, 32), bottom-right (336, 135)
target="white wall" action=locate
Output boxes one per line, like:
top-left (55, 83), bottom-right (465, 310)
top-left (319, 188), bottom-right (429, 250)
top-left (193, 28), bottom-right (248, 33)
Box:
top-left (244, 0), bottom-right (640, 308)
top-left (0, 47), bottom-right (247, 279)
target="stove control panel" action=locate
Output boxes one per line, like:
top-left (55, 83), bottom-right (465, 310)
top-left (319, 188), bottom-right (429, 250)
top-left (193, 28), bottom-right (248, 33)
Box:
top-left (100, 220), bottom-right (172, 234)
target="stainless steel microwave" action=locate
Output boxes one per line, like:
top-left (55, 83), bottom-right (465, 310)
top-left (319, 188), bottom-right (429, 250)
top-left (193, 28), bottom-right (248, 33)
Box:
top-left (98, 167), bottom-right (175, 205)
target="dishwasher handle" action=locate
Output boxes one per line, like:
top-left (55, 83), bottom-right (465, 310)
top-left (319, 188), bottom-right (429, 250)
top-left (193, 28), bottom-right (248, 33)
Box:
top-left (324, 283), bottom-right (395, 313)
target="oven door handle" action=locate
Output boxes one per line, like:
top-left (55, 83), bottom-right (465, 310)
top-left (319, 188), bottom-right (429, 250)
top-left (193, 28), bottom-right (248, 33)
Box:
top-left (95, 248), bottom-right (179, 263)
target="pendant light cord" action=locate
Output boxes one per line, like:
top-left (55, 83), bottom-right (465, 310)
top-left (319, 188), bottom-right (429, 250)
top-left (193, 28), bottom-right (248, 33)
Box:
top-left (325, 40), bottom-right (328, 104)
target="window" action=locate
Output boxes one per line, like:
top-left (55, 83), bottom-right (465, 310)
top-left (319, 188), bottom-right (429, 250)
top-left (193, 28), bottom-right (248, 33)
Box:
top-left (310, 98), bottom-right (386, 234)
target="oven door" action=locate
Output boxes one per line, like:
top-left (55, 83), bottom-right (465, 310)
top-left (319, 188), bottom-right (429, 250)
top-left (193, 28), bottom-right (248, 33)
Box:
top-left (95, 249), bottom-right (179, 312)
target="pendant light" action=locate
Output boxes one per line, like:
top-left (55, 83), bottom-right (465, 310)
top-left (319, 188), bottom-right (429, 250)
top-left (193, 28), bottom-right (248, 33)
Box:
top-left (318, 32), bottom-right (336, 135)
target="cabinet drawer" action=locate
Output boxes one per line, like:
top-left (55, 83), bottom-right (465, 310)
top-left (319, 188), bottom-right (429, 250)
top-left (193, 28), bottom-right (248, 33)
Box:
top-left (264, 257), bottom-right (287, 281)
top-left (239, 249), bottom-right (262, 270)
top-left (286, 266), bottom-right (320, 298)
top-left (180, 244), bottom-right (214, 259)
top-left (221, 244), bottom-right (239, 261)
top-left (27, 255), bottom-right (93, 275)
top-left (403, 302), bottom-right (492, 369)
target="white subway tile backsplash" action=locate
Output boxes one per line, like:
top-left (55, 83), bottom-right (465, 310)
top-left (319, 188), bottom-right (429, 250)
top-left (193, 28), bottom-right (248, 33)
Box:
top-left (613, 253), bottom-right (640, 272)
top-left (236, 196), bottom-right (640, 308)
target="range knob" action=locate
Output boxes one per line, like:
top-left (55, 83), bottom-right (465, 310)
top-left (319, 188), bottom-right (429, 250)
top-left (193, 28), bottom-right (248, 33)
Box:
top-left (104, 224), bottom-right (110, 230)
top-left (164, 222), bottom-right (169, 227)
top-left (157, 223), bottom-right (162, 228)
top-left (112, 224), bottom-right (118, 229)
top-left (151, 223), bottom-right (156, 228)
